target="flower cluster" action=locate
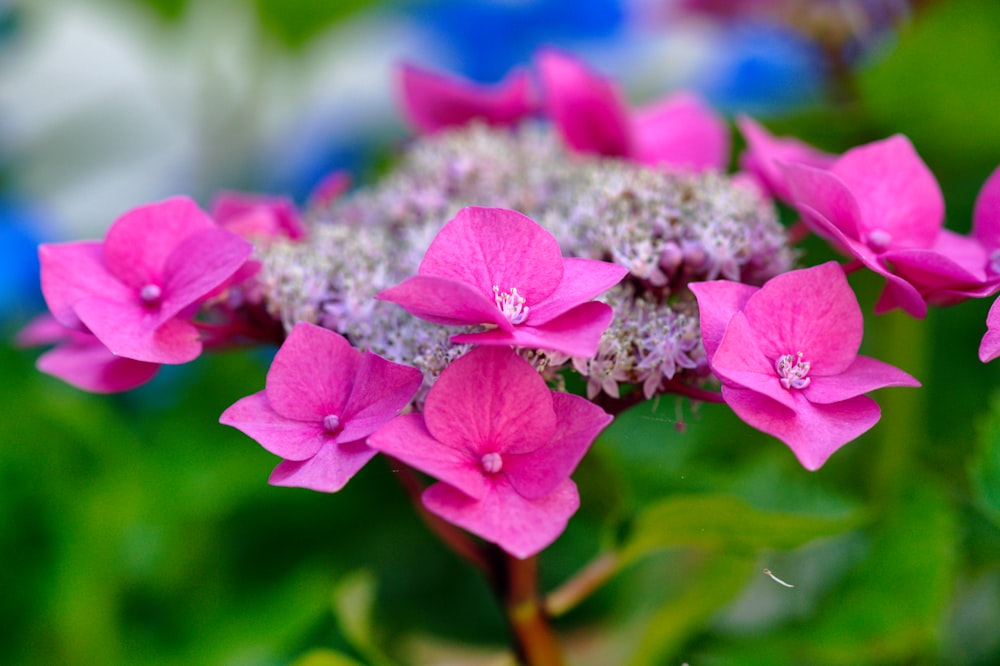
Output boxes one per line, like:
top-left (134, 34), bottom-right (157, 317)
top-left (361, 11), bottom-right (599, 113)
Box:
top-left (27, 46), bottom-right (1000, 567)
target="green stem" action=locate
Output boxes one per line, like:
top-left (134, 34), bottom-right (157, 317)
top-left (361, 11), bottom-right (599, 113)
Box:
top-left (500, 552), bottom-right (566, 666)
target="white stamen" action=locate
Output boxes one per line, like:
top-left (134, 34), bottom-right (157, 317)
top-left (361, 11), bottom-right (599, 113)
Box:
top-left (493, 285), bottom-right (529, 325)
top-left (323, 414), bottom-right (341, 432)
top-left (480, 452), bottom-right (503, 474)
top-left (763, 568), bottom-right (795, 588)
top-left (140, 283), bottom-right (162, 304)
top-left (776, 352), bottom-right (811, 390)
top-left (867, 228), bottom-right (892, 252)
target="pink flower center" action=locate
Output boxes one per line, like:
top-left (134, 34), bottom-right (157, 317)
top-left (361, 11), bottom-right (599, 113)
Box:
top-left (480, 452), bottom-right (503, 474)
top-left (322, 414), bottom-right (341, 433)
top-left (776, 352), bottom-right (811, 390)
top-left (140, 283), bottom-right (162, 306)
top-left (866, 228), bottom-right (892, 253)
top-left (493, 285), bottom-right (529, 325)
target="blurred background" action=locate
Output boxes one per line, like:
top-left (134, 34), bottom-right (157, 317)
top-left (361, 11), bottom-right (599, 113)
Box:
top-left (3, 0), bottom-right (1000, 664)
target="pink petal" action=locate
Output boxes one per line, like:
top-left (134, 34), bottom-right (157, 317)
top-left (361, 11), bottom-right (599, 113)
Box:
top-left (536, 49), bottom-right (632, 157)
top-left (423, 347), bottom-right (556, 456)
top-left (337, 351), bottom-right (423, 443)
top-left (73, 296), bottom-right (202, 363)
top-left (265, 322), bottom-right (361, 422)
top-left (804, 355), bottom-right (920, 404)
top-left (16, 313), bottom-right (74, 347)
top-left (211, 191), bottom-right (304, 241)
top-left (160, 227), bottom-right (253, 322)
top-left (973, 165), bottom-right (1000, 248)
top-left (783, 162), bottom-right (864, 244)
top-left (102, 197), bottom-right (217, 289)
top-left (710, 312), bottom-right (797, 411)
top-left (367, 413), bottom-right (488, 500)
top-left (737, 115), bottom-right (836, 202)
top-left (219, 392), bottom-right (325, 461)
top-left (688, 280), bottom-right (758, 361)
top-left (881, 233), bottom-right (988, 295)
top-left (39, 241), bottom-right (132, 329)
top-left (308, 170), bottom-right (352, 208)
top-left (37, 335), bottom-right (159, 393)
top-left (980, 296), bottom-right (1000, 363)
top-left (741, 262), bottom-right (862, 375)
top-left (417, 207), bottom-right (564, 306)
top-left (422, 477), bottom-right (580, 559)
top-left (504, 392), bottom-right (611, 499)
top-left (376, 275), bottom-right (511, 330)
top-left (721, 385), bottom-right (881, 471)
top-left (526, 257), bottom-right (627, 324)
top-left (397, 62), bottom-right (535, 134)
top-left (451, 301), bottom-right (615, 358)
top-left (631, 92), bottom-right (730, 171)
top-left (831, 135), bottom-right (943, 249)
top-left (269, 438), bottom-right (377, 493)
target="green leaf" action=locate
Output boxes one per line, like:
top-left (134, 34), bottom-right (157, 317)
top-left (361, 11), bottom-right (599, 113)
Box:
top-left (332, 570), bottom-right (395, 666)
top-left (858, 0), bottom-right (1000, 166)
top-left (620, 494), bottom-right (862, 565)
top-left (625, 553), bottom-right (756, 666)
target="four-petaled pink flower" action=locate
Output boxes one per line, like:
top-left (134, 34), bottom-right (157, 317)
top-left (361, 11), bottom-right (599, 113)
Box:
top-left (376, 206), bottom-right (627, 357)
top-left (691, 262), bottom-right (919, 470)
top-left (368, 346), bottom-right (612, 558)
top-left (39, 196), bottom-right (253, 364)
top-left (398, 62), bottom-right (537, 134)
top-left (782, 134), bottom-right (997, 318)
top-left (220, 322), bottom-right (423, 492)
top-left (975, 165), bottom-right (1000, 362)
top-left (537, 49), bottom-right (729, 171)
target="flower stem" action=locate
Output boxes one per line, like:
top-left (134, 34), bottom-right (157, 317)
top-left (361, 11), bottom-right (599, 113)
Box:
top-left (500, 552), bottom-right (566, 666)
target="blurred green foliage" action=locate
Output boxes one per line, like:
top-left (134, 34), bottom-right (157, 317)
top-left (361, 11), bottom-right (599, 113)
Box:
top-left (4, 0), bottom-right (1000, 664)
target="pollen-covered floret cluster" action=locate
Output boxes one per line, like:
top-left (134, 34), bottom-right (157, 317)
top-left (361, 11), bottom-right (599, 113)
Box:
top-left (257, 123), bottom-right (793, 397)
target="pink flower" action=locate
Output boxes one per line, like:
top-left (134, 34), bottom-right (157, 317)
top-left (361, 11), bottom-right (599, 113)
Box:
top-left (39, 197), bottom-right (253, 364)
top-left (368, 346), bottom-right (612, 558)
top-left (690, 262), bottom-right (919, 470)
top-left (220, 322), bottom-right (423, 492)
top-left (17, 314), bottom-right (159, 393)
top-left (975, 166), bottom-right (1000, 362)
top-left (211, 191), bottom-right (305, 242)
top-left (397, 62), bottom-right (537, 134)
top-left (736, 115), bottom-right (836, 203)
top-left (537, 49), bottom-right (729, 171)
top-left (782, 134), bottom-right (993, 318)
top-left (376, 206), bottom-right (627, 357)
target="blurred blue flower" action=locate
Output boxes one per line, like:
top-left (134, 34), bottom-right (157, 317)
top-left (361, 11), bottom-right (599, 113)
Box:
top-left (700, 22), bottom-right (827, 115)
top-left (0, 197), bottom-right (47, 322)
top-left (405, 0), bottom-right (627, 82)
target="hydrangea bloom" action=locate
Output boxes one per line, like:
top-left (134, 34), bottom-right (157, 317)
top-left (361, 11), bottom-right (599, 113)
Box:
top-left (368, 346), bottom-right (612, 558)
top-left (537, 49), bottom-right (729, 171)
top-left (376, 206), bottom-right (627, 357)
top-left (220, 322), bottom-right (423, 492)
top-left (398, 63), bottom-right (536, 134)
top-left (782, 134), bottom-right (996, 318)
top-left (39, 196), bottom-right (253, 364)
top-left (691, 261), bottom-right (919, 470)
